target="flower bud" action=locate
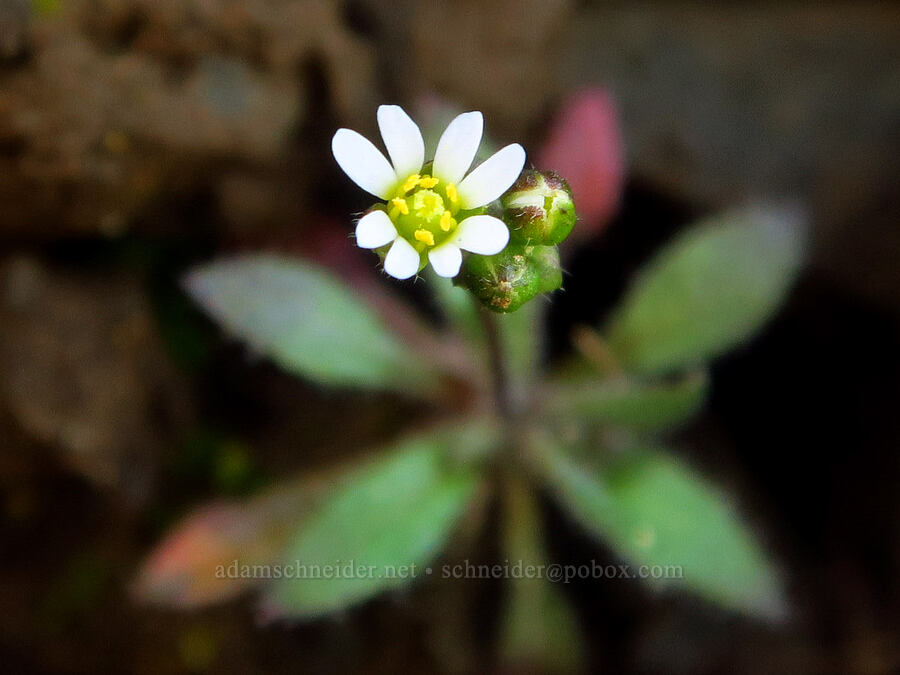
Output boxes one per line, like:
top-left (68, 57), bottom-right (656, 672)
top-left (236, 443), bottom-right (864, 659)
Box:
top-left (459, 243), bottom-right (563, 313)
top-left (500, 170), bottom-right (577, 246)
top-left (532, 244), bottom-right (563, 294)
top-left (459, 243), bottom-right (539, 313)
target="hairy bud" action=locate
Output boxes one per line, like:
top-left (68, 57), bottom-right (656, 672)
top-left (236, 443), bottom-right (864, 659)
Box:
top-left (460, 243), bottom-right (563, 313)
top-left (501, 170), bottom-right (577, 246)
top-left (532, 244), bottom-right (563, 294)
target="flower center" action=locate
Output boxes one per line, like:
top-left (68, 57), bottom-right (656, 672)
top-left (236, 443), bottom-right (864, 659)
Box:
top-left (388, 173), bottom-right (464, 251)
top-left (412, 189), bottom-right (445, 221)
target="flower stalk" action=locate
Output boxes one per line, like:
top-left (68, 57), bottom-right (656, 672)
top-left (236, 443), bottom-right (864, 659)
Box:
top-left (478, 307), bottom-right (512, 421)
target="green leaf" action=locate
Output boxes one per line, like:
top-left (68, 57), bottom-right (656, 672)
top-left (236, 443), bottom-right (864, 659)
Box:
top-left (546, 371), bottom-right (708, 432)
top-left (537, 444), bottom-right (784, 618)
top-left (264, 429), bottom-right (487, 618)
top-left (499, 478), bottom-right (585, 674)
top-left (184, 255), bottom-right (436, 392)
top-left (133, 468), bottom-right (340, 609)
top-left (605, 205), bottom-right (805, 374)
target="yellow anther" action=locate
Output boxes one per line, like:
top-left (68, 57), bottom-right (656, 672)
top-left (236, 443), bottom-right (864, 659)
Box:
top-left (445, 183), bottom-right (459, 204)
top-left (439, 211), bottom-right (456, 232)
top-left (414, 229), bottom-right (435, 246)
top-left (401, 174), bottom-right (420, 193)
top-left (391, 198), bottom-right (409, 215)
top-left (418, 175), bottom-right (439, 189)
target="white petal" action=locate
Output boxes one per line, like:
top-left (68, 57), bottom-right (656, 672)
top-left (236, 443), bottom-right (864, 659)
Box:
top-left (355, 210), bottom-right (397, 249)
top-left (383, 237), bottom-right (421, 280)
top-left (432, 111), bottom-right (483, 185)
top-left (454, 215), bottom-right (510, 255)
top-left (332, 128), bottom-right (397, 199)
top-left (377, 105), bottom-right (425, 180)
top-left (427, 242), bottom-right (463, 278)
top-left (456, 143), bottom-right (526, 209)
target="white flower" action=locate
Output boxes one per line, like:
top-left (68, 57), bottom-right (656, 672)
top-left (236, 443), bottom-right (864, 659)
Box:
top-left (332, 105), bottom-right (526, 279)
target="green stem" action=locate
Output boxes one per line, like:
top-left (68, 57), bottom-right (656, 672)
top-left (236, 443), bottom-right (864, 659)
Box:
top-left (478, 308), bottom-right (512, 421)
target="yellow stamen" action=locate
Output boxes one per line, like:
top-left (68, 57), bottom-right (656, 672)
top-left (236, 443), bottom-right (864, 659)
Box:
top-left (401, 174), bottom-right (420, 193)
top-left (418, 175), bottom-right (439, 189)
top-left (445, 183), bottom-right (459, 204)
top-left (414, 229), bottom-right (435, 246)
top-left (440, 211), bottom-right (456, 232)
top-left (391, 198), bottom-right (409, 215)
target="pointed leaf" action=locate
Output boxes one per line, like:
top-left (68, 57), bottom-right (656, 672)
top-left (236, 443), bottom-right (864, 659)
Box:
top-left (537, 445), bottom-right (785, 618)
top-left (499, 478), bottom-right (585, 673)
top-left (185, 255), bottom-right (437, 392)
top-left (263, 426), bottom-right (493, 619)
top-left (605, 205), bottom-right (806, 374)
top-left (132, 473), bottom-right (336, 609)
top-left (546, 371), bottom-right (708, 432)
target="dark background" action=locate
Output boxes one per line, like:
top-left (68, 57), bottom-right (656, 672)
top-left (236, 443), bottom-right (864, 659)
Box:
top-left (1, 1), bottom-right (898, 672)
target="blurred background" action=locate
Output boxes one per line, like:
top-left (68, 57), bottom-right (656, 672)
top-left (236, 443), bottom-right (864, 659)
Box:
top-left (1, 1), bottom-right (899, 672)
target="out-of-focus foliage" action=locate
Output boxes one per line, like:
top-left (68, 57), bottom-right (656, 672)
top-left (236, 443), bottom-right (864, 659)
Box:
top-left (133, 472), bottom-right (337, 608)
top-left (538, 445), bottom-right (785, 619)
top-left (184, 255), bottom-right (438, 393)
top-left (537, 89), bottom-right (624, 238)
top-left (142, 199), bottom-right (804, 639)
top-left (30, 0), bottom-right (60, 16)
top-left (134, 501), bottom-right (284, 609)
top-left (172, 428), bottom-right (264, 497)
top-left (605, 205), bottom-right (806, 374)
top-left (264, 429), bottom-right (487, 619)
top-left (428, 271), bottom-right (484, 347)
top-left (545, 371), bottom-right (708, 433)
top-left (499, 478), bottom-right (584, 673)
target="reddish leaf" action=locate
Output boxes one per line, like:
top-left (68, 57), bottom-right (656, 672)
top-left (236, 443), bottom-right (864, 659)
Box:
top-left (537, 89), bottom-right (625, 239)
top-left (132, 477), bottom-right (326, 609)
top-left (132, 502), bottom-right (272, 609)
